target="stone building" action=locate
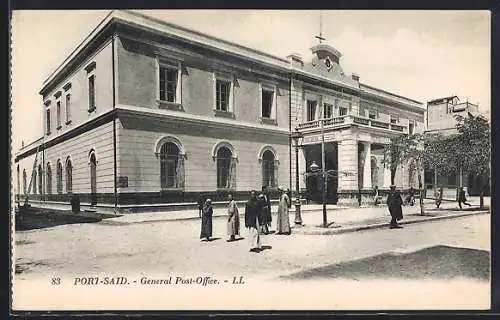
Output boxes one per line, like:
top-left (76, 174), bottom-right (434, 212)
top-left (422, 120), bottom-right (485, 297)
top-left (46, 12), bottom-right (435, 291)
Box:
top-left (14, 10), bottom-right (425, 212)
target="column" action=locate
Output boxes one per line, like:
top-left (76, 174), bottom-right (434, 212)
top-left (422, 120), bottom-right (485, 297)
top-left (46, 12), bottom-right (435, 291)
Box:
top-left (338, 139), bottom-right (358, 190)
top-left (362, 142), bottom-right (372, 189)
top-left (298, 147), bottom-right (306, 190)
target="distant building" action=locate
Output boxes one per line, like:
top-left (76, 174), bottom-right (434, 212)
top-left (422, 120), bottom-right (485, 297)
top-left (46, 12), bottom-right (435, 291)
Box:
top-left (15, 10), bottom-right (425, 212)
top-left (426, 95), bottom-right (481, 135)
top-left (424, 95), bottom-right (488, 196)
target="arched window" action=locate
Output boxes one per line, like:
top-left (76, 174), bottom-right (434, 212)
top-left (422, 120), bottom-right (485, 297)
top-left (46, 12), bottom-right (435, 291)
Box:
top-left (262, 150), bottom-right (276, 188)
top-left (38, 164), bottom-right (43, 194)
top-left (57, 160), bottom-right (63, 194)
top-left (22, 169), bottom-right (27, 194)
top-left (371, 156), bottom-right (379, 187)
top-left (66, 158), bottom-right (72, 194)
top-left (46, 163), bottom-right (52, 194)
top-left (160, 142), bottom-right (180, 189)
top-left (217, 147), bottom-right (232, 189)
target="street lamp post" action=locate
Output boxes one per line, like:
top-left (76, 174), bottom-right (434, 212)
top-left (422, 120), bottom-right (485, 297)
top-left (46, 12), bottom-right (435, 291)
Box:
top-left (291, 128), bottom-right (304, 225)
top-left (309, 161), bottom-right (328, 228)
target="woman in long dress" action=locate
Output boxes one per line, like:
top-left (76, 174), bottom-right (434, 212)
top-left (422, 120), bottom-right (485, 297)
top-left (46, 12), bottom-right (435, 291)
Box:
top-left (227, 194), bottom-right (240, 242)
top-left (276, 186), bottom-right (291, 235)
top-left (200, 199), bottom-right (213, 241)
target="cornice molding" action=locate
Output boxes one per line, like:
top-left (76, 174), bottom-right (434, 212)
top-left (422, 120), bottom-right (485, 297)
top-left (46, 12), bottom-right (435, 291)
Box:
top-left (116, 104), bottom-right (290, 137)
top-left (15, 109), bottom-right (117, 162)
top-left (360, 90), bottom-right (425, 114)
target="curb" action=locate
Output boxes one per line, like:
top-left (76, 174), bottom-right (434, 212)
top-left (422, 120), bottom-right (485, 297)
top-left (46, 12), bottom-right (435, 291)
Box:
top-left (291, 211), bottom-right (490, 235)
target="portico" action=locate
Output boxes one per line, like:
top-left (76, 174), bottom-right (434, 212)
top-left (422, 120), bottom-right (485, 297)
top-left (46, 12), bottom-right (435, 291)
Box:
top-left (297, 115), bottom-right (403, 205)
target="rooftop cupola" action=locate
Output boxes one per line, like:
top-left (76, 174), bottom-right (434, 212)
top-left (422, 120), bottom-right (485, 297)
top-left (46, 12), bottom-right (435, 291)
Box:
top-left (310, 43), bottom-right (342, 65)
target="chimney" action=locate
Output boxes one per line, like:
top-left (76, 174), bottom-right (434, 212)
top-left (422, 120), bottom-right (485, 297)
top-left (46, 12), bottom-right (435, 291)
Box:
top-left (287, 53), bottom-right (303, 68)
top-left (351, 73), bottom-right (360, 82)
top-left (21, 140), bottom-right (24, 148)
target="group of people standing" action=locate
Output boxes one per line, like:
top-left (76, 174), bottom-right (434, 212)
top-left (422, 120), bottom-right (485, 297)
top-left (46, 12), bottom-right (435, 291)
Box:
top-left (197, 186), bottom-right (293, 252)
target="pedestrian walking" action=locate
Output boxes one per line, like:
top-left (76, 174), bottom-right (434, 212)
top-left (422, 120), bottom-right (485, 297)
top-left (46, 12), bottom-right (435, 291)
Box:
top-left (387, 185), bottom-right (403, 228)
top-left (245, 191), bottom-right (262, 252)
top-left (435, 187), bottom-right (443, 208)
top-left (226, 194), bottom-right (240, 242)
top-left (457, 187), bottom-right (471, 209)
top-left (276, 186), bottom-right (291, 235)
top-left (200, 198), bottom-right (213, 241)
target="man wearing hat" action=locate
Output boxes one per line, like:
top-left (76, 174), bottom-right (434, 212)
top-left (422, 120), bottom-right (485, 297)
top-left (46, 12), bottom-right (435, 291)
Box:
top-left (200, 198), bottom-right (214, 241)
top-left (387, 185), bottom-right (403, 228)
top-left (245, 190), bottom-right (262, 252)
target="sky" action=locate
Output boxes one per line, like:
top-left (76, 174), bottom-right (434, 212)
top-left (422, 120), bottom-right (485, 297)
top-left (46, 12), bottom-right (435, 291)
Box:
top-left (11, 10), bottom-right (491, 152)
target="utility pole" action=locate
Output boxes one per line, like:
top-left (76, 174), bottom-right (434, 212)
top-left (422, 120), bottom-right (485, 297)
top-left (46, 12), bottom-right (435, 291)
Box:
top-left (320, 101), bottom-right (327, 228)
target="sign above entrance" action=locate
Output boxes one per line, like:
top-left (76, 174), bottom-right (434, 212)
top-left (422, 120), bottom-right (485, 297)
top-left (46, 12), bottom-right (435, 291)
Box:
top-left (302, 132), bottom-right (341, 145)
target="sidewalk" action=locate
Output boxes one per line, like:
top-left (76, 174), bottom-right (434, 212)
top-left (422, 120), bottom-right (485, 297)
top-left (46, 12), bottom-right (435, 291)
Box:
top-left (292, 207), bottom-right (489, 235)
top-left (100, 197), bottom-right (490, 229)
top-left (290, 197), bottom-right (490, 235)
top-left (18, 197), bottom-right (490, 235)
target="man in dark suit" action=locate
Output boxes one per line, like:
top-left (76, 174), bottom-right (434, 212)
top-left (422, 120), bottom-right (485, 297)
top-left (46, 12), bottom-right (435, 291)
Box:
top-left (245, 191), bottom-right (262, 252)
top-left (457, 187), bottom-right (471, 209)
top-left (387, 185), bottom-right (403, 228)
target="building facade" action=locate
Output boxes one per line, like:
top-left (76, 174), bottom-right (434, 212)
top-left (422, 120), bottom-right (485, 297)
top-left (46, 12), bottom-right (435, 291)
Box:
top-left (15, 10), bottom-right (425, 212)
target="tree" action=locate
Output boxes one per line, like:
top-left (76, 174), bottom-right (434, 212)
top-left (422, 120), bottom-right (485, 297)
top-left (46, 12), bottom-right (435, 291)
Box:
top-left (422, 114), bottom-right (490, 209)
top-left (454, 114), bottom-right (490, 208)
top-left (381, 135), bottom-right (406, 186)
top-left (382, 133), bottom-right (427, 215)
top-left (424, 132), bottom-right (462, 192)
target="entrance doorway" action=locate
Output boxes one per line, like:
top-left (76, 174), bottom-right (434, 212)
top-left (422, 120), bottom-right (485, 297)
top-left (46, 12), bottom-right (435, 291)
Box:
top-left (90, 152), bottom-right (97, 205)
top-left (303, 143), bottom-right (338, 204)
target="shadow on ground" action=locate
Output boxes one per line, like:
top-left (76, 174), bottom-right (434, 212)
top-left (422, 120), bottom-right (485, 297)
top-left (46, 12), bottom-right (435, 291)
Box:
top-left (15, 207), bottom-right (117, 231)
top-left (428, 206), bottom-right (490, 212)
top-left (281, 245), bottom-right (489, 281)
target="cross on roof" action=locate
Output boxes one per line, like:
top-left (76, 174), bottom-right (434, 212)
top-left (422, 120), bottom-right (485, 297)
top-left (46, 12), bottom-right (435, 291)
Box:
top-left (315, 11), bottom-right (326, 44)
top-left (315, 34), bottom-right (326, 44)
